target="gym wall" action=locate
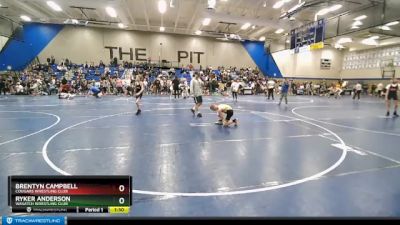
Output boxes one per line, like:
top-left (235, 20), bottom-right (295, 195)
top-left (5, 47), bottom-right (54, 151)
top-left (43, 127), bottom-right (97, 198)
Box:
top-left (340, 45), bottom-right (400, 79)
top-left (0, 36), bottom-right (8, 52)
top-left (272, 47), bottom-right (343, 79)
top-left (38, 26), bottom-right (257, 69)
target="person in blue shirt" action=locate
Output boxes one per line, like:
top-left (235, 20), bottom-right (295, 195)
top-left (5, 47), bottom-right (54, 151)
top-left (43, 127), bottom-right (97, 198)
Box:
top-left (278, 78), bottom-right (290, 106)
top-left (90, 85), bottom-right (101, 98)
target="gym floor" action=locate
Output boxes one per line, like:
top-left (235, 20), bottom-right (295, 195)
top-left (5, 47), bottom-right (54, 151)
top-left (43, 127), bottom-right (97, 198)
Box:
top-left (0, 94), bottom-right (399, 217)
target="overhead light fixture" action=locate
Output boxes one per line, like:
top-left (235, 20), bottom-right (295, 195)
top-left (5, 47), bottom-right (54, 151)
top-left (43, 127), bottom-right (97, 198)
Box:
top-left (316, 8), bottom-right (331, 16)
top-left (71, 19), bottom-right (79, 24)
top-left (275, 28), bottom-right (284, 34)
top-left (362, 36), bottom-right (379, 46)
top-left (160, 26), bottom-right (165, 32)
top-left (385, 21), bottom-right (399, 26)
top-left (334, 43), bottom-right (346, 49)
top-left (263, 1), bottom-right (267, 7)
top-left (288, 1), bottom-right (305, 13)
top-left (20, 15), bottom-right (32, 22)
top-left (379, 26), bottom-right (391, 31)
top-left (329, 4), bottom-right (342, 11)
top-left (251, 25), bottom-right (256, 29)
top-left (337, 37), bottom-right (353, 44)
top-left (118, 23), bottom-right (126, 29)
top-left (47, 1), bottom-right (62, 12)
top-left (273, 0), bottom-right (292, 9)
top-left (106, 7), bottom-right (117, 18)
top-left (354, 15), bottom-right (367, 21)
top-left (169, 0), bottom-right (175, 8)
top-left (195, 30), bottom-right (202, 35)
top-left (259, 36), bottom-right (266, 41)
top-left (316, 4), bottom-right (342, 17)
top-left (370, 36), bottom-right (379, 40)
top-left (351, 26), bottom-right (360, 29)
top-left (241, 23), bottom-right (251, 30)
top-left (352, 21), bottom-right (363, 26)
top-left (202, 18), bottom-right (211, 26)
top-left (207, 0), bottom-right (216, 9)
top-left (158, 0), bottom-right (167, 14)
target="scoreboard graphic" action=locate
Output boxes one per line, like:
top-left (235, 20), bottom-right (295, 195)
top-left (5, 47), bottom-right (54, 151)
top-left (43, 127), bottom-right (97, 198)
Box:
top-left (290, 19), bottom-right (326, 53)
top-left (8, 176), bottom-right (132, 214)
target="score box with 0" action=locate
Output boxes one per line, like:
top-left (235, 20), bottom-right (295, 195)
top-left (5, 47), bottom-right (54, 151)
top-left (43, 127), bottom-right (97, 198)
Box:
top-left (8, 176), bottom-right (133, 213)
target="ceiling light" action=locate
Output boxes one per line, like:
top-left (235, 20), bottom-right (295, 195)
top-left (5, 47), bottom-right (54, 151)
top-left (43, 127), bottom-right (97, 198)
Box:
top-left (169, 0), bottom-right (175, 8)
top-left (106, 7), bottom-right (117, 18)
top-left (288, 1), bottom-right (305, 13)
top-left (354, 15), bottom-right (367, 21)
top-left (71, 19), bottom-right (79, 24)
top-left (379, 26), bottom-right (391, 31)
top-left (259, 36), bottom-right (266, 41)
top-left (118, 23), bottom-right (126, 29)
top-left (316, 4), bottom-right (343, 17)
top-left (362, 39), bottom-right (378, 46)
top-left (275, 28), bottom-right (284, 34)
top-left (351, 26), bottom-right (360, 29)
top-left (202, 18), bottom-right (211, 26)
top-left (385, 21), bottom-right (399, 26)
top-left (370, 36), bottom-right (379, 40)
top-left (337, 37), bottom-right (352, 44)
top-left (208, 0), bottom-right (216, 9)
top-left (158, 0), bottom-right (167, 14)
top-left (241, 23), bottom-right (251, 30)
top-left (263, 1), bottom-right (267, 7)
top-left (47, 1), bottom-right (62, 12)
top-left (352, 21), bottom-right (363, 26)
top-left (252, 25), bottom-right (256, 29)
top-left (329, 4), bottom-right (342, 11)
top-left (20, 15), bottom-right (32, 22)
top-left (362, 36), bottom-right (379, 46)
top-left (195, 30), bottom-right (202, 35)
top-left (316, 8), bottom-right (331, 16)
top-left (273, 1), bottom-right (285, 9)
top-left (160, 26), bottom-right (165, 32)
top-left (334, 43), bottom-right (345, 49)
top-left (273, 0), bottom-right (292, 9)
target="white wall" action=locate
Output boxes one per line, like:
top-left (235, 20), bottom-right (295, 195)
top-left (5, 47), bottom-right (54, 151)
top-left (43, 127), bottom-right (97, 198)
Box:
top-left (272, 47), bottom-right (343, 79)
top-left (341, 45), bottom-right (400, 79)
top-left (0, 36), bottom-right (8, 52)
top-left (38, 26), bottom-right (256, 69)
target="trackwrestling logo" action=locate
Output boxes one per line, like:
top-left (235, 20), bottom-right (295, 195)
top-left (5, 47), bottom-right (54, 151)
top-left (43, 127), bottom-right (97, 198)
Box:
top-left (6, 217), bottom-right (13, 224)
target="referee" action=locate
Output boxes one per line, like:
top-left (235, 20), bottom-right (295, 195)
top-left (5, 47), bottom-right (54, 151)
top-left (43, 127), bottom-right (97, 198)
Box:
top-left (190, 72), bottom-right (204, 118)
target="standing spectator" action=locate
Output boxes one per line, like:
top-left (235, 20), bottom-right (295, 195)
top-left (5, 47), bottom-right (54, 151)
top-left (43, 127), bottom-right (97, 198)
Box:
top-left (377, 82), bottom-right (384, 98)
top-left (0, 78), bottom-right (5, 95)
top-left (172, 76), bottom-right (180, 99)
top-left (267, 78), bottom-right (275, 100)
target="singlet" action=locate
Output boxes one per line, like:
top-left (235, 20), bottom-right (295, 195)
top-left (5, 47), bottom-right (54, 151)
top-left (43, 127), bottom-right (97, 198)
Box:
top-left (218, 104), bottom-right (233, 112)
top-left (387, 84), bottom-right (399, 96)
top-left (135, 82), bottom-right (142, 93)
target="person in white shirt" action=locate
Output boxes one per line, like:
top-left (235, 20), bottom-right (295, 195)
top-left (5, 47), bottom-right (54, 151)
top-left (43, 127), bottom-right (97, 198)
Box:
top-left (190, 72), bottom-right (204, 118)
top-left (353, 82), bottom-right (362, 100)
top-left (377, 83), bottom-right (384, 98)
top-left (231, 79), bottom-right (240, 102)
top-left (267, 78), bottom-right (275, 100)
